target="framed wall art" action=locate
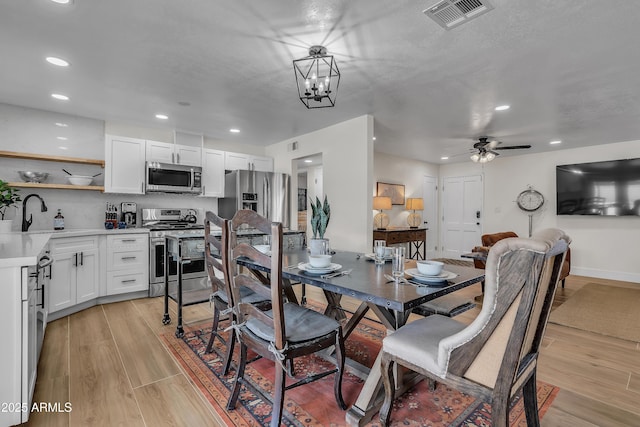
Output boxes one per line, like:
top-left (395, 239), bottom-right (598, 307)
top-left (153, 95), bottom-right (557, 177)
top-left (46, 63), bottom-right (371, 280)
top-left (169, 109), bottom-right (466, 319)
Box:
top-left (376, 182), bottom-right (405, 205)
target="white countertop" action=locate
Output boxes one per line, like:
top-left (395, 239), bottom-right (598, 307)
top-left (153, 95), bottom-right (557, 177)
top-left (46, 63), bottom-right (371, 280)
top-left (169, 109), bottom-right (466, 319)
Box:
top-left (0, 228), bottom-right (150, 268)
top-left (0, 232), bottom-right (52, 268)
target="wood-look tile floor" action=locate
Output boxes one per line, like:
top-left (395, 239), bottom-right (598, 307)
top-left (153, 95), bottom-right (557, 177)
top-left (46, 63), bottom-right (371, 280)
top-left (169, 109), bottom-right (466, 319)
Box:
top-left (26, 275), bottom-right (640, 426)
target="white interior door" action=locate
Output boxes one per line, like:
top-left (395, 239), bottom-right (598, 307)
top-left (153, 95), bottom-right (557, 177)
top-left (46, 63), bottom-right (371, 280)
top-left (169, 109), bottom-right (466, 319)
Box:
top-left (441, 175), bottom-right (483, 258)
top-left (422, 175), bottom-right (438, 259)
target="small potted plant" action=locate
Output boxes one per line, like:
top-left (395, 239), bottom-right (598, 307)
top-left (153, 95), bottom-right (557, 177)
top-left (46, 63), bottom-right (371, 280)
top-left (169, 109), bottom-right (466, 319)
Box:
top-left (308, 195), bottom-right (331, 255)
top-left (0, 179), bottom-right (21, 233)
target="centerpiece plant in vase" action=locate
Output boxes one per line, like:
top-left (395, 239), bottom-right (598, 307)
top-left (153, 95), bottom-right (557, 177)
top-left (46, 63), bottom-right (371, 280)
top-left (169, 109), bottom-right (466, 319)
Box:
top-left (308, 195), bottom-right (331, 255)
top-left (0, 179), bottom-right (21, 233)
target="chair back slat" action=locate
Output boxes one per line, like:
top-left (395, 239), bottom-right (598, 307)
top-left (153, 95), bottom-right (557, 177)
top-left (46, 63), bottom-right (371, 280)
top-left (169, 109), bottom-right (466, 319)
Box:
top-left (228, 210), bottom-right (286, 349)
top-left (204, 211), bottom-right (228, 296)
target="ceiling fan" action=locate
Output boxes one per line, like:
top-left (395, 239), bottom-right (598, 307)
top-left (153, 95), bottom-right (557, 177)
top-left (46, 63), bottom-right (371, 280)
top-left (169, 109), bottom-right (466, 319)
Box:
top-left (469, 137), bottom-right (532, 162)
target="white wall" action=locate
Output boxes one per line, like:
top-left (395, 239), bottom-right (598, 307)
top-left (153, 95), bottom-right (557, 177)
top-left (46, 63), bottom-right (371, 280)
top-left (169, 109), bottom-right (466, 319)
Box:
top-left (440, 139), bottom-right (640, 283)
top-left (373, 152), bottom-right (439, 227)
top-left (266, 115), bottom-right (374, 253)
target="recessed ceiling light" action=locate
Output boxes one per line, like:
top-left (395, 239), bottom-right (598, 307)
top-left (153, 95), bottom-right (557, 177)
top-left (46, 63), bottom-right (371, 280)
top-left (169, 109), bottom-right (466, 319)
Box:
top-left (51, 93), bottom-right (69, 101)
top-left (304, 159), bottom-right (313, 163)
top-left (50, 0), bottom-right (73, 4)
top-left (372, 136), bottom-right (376, 141)
top-left (46, 56), bottom-right (70, 67)
top-left (229, 128), bottom-right (240, 133)
top-left (56, 136), bottom-right (67, 140)
top-left (550, 140), bottom-right (562, 145)
top-left (55, 122), bottom-right (68, 127)
top-left (441, 156), bottom-right (449, 160)
top-left (155, 114), bottom-right (168, 120)
top-left (58, 146), bottom-right (68, 150)
top-left (495, 105), bottom-right (510, 111)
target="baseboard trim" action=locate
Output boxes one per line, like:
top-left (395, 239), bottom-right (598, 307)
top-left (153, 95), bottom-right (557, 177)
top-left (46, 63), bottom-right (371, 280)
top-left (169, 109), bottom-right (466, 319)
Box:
top-left (571, 267), bottom-right (640, 284)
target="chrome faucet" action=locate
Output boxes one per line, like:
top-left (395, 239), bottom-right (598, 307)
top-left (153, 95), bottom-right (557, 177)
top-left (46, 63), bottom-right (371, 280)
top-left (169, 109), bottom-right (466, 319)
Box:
top-left (22, 194), bottom-right (48, 232)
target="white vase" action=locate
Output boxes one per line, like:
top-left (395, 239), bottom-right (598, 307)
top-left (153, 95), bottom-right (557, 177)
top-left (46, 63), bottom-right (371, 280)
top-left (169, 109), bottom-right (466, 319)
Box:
top-left (308, 238), bottom-right (330, 255)
top-left (0, 219), bottom-right (13, 234)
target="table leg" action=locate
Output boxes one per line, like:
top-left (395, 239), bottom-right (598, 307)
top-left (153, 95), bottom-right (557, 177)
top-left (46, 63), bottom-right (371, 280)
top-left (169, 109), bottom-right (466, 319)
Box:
top-left (345, 303), bottom-right (414, 426)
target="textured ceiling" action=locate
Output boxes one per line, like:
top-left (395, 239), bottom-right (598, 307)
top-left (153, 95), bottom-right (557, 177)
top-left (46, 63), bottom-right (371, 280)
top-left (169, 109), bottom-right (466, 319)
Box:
top-left (1, 0), bottom-right (640, 163)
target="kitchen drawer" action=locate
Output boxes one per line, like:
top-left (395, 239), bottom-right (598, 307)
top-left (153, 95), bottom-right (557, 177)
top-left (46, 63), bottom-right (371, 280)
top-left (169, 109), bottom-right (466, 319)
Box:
top-left (107, 248), bottom-right (147, 271)
top-left (107, 234), bottom-right (148, 251)
top-left (106, 271), bottom-right (148, 295)
top-left (51, 236), bottom-right (99, 253)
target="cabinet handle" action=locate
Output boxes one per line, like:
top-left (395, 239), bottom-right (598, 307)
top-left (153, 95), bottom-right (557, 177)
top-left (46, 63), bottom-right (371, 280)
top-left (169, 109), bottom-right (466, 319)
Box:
top-left (141, 182), bottom-right (144, 193)
top-left (121, 239), bottom-right (136, 242)
top-left (73, 253), bottom-right (78, 267)
top-left (121, 256), bottom-right (137, 260)
top-left (80, 252), bottom-right (84, 266)
top-left (177, 153), bottom-right (180, 163)
top-left (121, 279), bottom-right (137, 283)
top-left (172, 152), bottom-right (175, 163)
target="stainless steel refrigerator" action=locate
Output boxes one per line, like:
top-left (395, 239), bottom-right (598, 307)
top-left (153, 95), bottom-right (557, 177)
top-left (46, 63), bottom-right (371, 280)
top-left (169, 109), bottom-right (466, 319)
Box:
top-left (219, 170), bottom-right (290, 228)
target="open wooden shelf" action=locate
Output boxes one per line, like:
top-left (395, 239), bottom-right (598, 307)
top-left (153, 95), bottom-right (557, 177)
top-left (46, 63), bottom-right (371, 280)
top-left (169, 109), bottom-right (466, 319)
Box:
top-left (8, 182), bottom-right (105, 192)
top-left (0, 150), bottom-right (105, 167)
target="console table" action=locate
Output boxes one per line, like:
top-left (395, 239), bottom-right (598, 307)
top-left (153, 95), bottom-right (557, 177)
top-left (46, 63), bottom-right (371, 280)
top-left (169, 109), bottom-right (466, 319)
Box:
top-left (373, 227), bottom-right (427, 260)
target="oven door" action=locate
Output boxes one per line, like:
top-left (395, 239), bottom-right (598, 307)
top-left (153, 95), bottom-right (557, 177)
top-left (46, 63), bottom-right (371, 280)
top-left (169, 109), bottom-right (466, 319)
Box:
top-left (149, 236), bottom-right (207, 297)
top-left (146, 162), bottom-right (202, 194)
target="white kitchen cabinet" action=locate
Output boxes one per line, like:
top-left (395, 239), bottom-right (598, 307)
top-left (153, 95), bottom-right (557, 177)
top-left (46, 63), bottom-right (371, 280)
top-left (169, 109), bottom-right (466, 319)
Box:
top-left (49, 236), bottom-right (99, 313)
top-left (106, 234), bottom-right (149, 295)
top-left (224, 151), bottom-right (273, 172)
top-left (201, 148), bottom-right (225, 197)
top-left (105, 134), bottom-right (146, 194)
top-left (146, 140), bottom-right (202, 166)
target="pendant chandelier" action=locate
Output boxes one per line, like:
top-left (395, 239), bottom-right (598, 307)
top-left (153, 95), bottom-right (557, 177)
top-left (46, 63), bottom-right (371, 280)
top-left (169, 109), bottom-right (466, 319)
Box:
top-left (293, 45), bottom-right (340, 109)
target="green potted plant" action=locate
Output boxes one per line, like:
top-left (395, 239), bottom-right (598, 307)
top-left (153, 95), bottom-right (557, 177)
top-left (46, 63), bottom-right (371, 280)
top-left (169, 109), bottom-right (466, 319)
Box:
top-left (308, 195), bottom-right (331, 255)
top-left (0, 179), bottom-right (21, 233)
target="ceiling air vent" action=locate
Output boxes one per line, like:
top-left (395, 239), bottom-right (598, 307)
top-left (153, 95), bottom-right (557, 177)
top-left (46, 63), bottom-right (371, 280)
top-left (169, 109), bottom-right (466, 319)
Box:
top-left (424, 0), bottom-right (494, 30)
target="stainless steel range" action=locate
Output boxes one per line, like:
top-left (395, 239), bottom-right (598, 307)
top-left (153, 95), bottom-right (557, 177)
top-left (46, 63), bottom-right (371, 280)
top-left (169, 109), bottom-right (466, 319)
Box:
top-left (142, 208), bottom-right (208, 297)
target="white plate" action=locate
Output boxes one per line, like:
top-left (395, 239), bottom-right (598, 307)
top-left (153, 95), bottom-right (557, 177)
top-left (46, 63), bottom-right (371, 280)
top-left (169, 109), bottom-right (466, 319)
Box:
top-left (298, 262), bottom-right (342, 275)
top-left (364, 253), bottom-right (392, 262)
top-left (406, 269), bottom-right (457, 283)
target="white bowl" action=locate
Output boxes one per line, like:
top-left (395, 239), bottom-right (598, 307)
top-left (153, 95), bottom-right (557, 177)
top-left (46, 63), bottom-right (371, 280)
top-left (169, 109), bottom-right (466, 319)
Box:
top-left (416, 260), bottom-right (444, 276)
top-left (308, 254), bottom-right (332, 268)
top-left (67, 175), bottom-right (94, 186)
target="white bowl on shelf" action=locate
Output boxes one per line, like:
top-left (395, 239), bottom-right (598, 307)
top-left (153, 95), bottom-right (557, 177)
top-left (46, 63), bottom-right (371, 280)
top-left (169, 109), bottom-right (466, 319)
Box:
top-left (67, 175), bottom-right (94, 186)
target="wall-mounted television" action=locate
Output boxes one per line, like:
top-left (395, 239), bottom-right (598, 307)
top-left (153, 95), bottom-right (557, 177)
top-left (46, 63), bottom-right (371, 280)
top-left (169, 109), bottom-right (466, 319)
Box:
top-left (556, 158), bottom-right (640, 216)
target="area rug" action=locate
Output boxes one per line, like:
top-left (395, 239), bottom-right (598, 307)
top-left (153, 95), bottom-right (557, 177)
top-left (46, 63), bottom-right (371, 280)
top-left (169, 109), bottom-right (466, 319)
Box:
top-left (549, 283), bottom-right (640, 342)
top-left (161, 313), bottom-right (558, 426)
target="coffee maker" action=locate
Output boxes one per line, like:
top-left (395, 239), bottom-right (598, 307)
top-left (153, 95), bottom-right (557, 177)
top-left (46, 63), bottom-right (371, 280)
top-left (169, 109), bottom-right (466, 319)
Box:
top-left (121, 202), bottom-right (137, 227)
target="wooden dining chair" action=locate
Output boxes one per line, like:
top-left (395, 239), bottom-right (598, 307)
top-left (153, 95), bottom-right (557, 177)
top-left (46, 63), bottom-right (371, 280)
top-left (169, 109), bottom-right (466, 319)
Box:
top-left (380, 228), bottom-right (570, 427)
top-left (225, 209), bottom-right (347, 427)
top-left (203, 210), bottom-right (268, 375)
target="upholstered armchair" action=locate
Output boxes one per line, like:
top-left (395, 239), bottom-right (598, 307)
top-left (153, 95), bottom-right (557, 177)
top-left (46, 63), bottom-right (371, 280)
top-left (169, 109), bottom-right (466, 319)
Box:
top-left (380, 228), bottom-right (571, 427)
top-left (472, 231), bottom-right (571, 288)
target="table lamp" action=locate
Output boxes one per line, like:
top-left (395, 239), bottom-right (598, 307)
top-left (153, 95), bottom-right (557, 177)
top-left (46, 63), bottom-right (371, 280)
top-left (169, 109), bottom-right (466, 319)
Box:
top-left (405, 197), bottom-right (424, 228)
top-left (373, 196), bottom-right (392, 230)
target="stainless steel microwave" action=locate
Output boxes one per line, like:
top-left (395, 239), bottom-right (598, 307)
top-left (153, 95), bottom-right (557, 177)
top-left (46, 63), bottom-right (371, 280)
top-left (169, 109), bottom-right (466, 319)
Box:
top-left (146, 162), bottom-right (202, 194)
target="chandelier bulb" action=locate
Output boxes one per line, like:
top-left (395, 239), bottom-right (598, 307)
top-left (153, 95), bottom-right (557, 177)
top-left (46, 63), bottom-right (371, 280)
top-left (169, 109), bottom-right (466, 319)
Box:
top-left (305, 79), bottom-right (310, 89)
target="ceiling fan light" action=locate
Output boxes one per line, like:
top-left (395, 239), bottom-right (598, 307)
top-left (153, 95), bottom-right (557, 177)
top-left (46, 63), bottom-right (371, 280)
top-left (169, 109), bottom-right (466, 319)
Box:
top-left (486, 152), bottom-right (496, 161)
top-left (479, 154), bottom-right (489, 163)
top-left (470, 153), bottom-right (480, 162)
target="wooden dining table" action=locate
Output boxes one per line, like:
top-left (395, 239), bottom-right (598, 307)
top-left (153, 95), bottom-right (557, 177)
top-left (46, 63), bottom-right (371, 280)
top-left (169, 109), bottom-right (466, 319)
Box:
top-left (239, 248), bottom-right (485, 426)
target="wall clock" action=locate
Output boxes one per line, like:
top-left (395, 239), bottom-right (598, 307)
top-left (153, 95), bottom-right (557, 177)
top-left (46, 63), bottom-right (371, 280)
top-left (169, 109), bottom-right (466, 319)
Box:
top-left (516, 186), bottom-right (544, 237)
top-left (516, 187), bottom-right (544, 212)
